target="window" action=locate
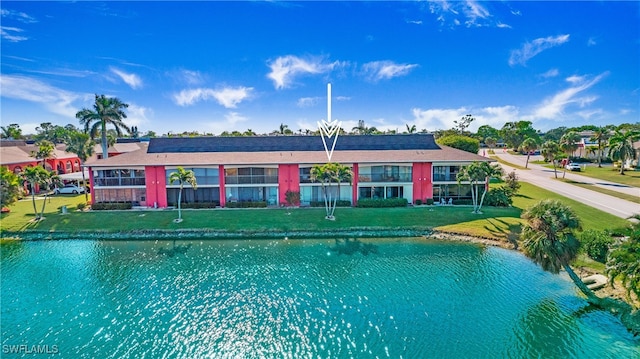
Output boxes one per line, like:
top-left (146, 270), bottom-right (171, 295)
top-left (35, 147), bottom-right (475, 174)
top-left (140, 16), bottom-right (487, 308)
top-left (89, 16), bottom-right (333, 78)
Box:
top-left (225, 167), bottom-right (278, 185)
top-left (166, 167), bottom-right (219, 186)
top-left (433, 166), bottom-right (461, 182)
top-left (358, 165), bottom-right (412, 182)
top-left (94, 169), bottom-right (145, 187)
top-left (359, 186), bottom-right (403, 199)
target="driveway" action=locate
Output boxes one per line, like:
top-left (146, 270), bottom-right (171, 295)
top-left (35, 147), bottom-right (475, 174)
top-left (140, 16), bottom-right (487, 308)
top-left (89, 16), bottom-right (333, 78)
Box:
top-left (488, 151), bottom-right (639, 220)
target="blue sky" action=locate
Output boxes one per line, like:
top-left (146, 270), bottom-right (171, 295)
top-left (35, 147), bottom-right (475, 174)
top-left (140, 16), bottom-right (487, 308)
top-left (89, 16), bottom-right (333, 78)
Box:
top-left (1, 1), bottom-right (638, 136)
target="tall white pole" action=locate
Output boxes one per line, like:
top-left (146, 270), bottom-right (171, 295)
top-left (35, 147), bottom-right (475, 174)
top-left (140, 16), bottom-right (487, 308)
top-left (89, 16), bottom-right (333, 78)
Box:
top-left (327, 83), bottom-right (331, 122)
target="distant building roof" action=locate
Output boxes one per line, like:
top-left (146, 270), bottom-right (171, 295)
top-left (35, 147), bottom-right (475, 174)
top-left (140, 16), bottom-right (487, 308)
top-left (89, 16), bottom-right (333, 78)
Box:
top-left (147, 134), bottom-right (440, 153)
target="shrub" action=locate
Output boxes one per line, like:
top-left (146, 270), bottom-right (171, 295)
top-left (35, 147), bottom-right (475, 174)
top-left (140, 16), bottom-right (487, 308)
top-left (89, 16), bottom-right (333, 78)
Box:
top-left (425, 198), bottom-right (435, 205)
top-left (285, 190), bottom-right (300, 207)
top-left (310, 200), bottom-right (351, 208)
top-left (485, 187), bottom-right (513, 207)
top-left (436, 135), bottom-right (480, 154)
top-left (414, 199), bottom-right (423, 205)
top-left (451, 199), bottom-right (474, 205)
top-left (580, 230), bottom-right (614, 263)
top-left (357, 198), bottom-right (408, 208)
top-left (182, 201), bottom-right (220, 209)
top-left (91, 202), bottom-right (133, 210)
top-left (225, 201), bottom-right (267, 208)
top-left (76, 202), bottom-right (87, 211)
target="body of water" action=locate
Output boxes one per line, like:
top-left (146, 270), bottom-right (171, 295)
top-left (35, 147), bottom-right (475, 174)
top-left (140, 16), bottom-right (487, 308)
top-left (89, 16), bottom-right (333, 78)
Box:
top-left (1, 238), bottom-right (638, 358)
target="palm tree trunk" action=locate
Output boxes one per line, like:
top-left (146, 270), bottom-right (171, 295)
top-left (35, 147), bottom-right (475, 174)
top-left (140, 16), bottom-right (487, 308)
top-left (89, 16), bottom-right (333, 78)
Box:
top-left (30, 183), bottom-right (38, 219)
top-left (39, 193), bottom-right (47, 219)
top-left (177, 186), bottom-right (183, 220)
top-left (563, 264), bottom-right (599, 304)
top-left (82, 171), bottom-right (89, 202)
top-left (525, 153), bottom-right (530, 168)
top-left (101, 120), bottom-right (108, 159)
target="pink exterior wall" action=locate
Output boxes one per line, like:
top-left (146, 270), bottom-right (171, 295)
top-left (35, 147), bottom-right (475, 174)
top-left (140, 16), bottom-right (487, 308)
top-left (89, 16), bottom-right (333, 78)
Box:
top-left (278, 164), bottom-right (300, 205)
top-left (145, 166), bottom-right (167, 208)
top-left (218, 165), bottom-right (226, 208)
top-left (412, 162), bottom-right (433, 203)
top-left (351, 163), bottom-right (359, 205)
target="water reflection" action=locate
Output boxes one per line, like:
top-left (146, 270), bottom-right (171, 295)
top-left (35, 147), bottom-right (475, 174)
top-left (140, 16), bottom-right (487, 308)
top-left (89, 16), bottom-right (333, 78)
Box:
top-left (1, 238), bottom-right (638, 358)
top-left (328, 238), bottom-right (379, 256)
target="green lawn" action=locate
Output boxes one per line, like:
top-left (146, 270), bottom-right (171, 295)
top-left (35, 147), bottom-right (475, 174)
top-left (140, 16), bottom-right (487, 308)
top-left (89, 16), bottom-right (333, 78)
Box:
top-left (0, 182), bottom-right (630, 241)
top-left (540, 163), bottom-right (640, 188)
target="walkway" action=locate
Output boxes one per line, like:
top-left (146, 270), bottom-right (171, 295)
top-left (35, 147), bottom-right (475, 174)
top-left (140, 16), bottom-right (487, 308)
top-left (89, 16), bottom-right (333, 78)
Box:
top-left (488, 151), bottom-right (639, 220)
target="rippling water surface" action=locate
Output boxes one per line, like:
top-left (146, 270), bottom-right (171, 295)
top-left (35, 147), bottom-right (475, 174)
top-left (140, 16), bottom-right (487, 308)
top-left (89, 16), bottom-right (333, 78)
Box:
top-left (1, 238), bottom-right (638, 358)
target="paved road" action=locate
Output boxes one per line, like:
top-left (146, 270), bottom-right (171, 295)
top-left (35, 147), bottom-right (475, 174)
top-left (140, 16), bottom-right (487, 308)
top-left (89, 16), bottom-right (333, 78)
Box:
top-left (488, 151), bottom-right (639, 220)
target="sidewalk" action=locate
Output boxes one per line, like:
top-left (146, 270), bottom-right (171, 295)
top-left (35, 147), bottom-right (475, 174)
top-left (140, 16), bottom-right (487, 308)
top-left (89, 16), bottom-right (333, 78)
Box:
top-left (488, 151), bottom-right (639, 219)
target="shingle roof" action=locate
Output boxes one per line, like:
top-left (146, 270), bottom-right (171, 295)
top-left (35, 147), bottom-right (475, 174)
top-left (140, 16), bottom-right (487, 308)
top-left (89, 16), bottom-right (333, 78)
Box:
top-left (147, 134), bottom-right (440, 153)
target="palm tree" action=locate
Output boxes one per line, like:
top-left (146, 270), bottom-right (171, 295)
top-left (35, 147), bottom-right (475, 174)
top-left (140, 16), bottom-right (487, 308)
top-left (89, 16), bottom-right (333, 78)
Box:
top-left (609, 129), bottom-right (640, 175)
top-left (31, 140), bottom-right (56, 170)
top-left (520, 137), bottom-right (538, 169)
top-left (352, 120), bottom-right (378, 135)
top-left (541, 140), bottom-right (561, 179)
top-left (168, 167), bottom-right (197, 222)
top-left (590, 126), bottom-right (612, 168)
top-left (21, 166), bottom-right (52, 220)
top-left (520, 199), bottom-right (598, 302)
top-left (606, 215), bottom-right (640, 301)
top-left (559, 131), bottom-right (580, 178)
top-left (456, 161), bottom-right (502, 214)
top-left (243, 128), bottom-right (256, 136)
top-left (76, 94), bottom-right (130, 160)
top-left (1, 166), bottom-right (22, 208)
top-left (310, 162), bottom-right (353, 220)
top-left (65, 132), bottom-right (95, 201)
top-left (405, 124), bottom-right (417, 134)
top-left (277, 123), bottom-right (292, 135)
top-left (484, 137), bottom-right (497, 150)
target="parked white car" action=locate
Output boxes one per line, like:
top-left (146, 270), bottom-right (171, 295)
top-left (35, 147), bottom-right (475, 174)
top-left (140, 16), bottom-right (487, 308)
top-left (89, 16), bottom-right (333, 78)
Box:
top-left (55, 184), bottom-right (86, 194)
top-left (565, 163), bottom-right (581, 172)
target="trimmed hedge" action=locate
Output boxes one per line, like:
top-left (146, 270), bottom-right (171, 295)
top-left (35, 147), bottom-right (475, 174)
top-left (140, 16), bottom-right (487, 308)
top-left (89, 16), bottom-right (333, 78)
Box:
top-left (357, 198), bottom-right (408, 208)
top-left (310, 200), bottom-right (351, 208)
top-left (425, 198), bottom-right (435, 205)
top-left (91, 202), bottom-right (133, 210)
top-left (225, 201), bottom-right (267, 208)
top-left (181, 201), bottom-right (220, 209)
top-left (451, 199), bottom-right (474, 206)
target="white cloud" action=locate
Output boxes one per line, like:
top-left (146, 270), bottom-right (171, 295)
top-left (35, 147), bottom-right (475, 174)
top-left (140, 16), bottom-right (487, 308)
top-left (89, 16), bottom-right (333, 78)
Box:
top-left (540, 68), bottom-right (559, 78)
top-left (411, 107), bottom-right (468, 131)
top-left (267, 55), bottom-right (340, 89)
top-left (496, 22), bottom-right (512, 29)
top-left (1, 9), bottom-right (37, 23)
top-left (587, 37), bottom-right (597, 46)
top-left (509, 34), bottom-right (570, 66)
top-left (173, 88), bottom-right (213, 106)
top-left (297, 97), bottom-right (319, 108)
top-left (110, 67), bottom-right (143, 89)
top-left (532, 72), bottom-right (608, 119)
top-left (361, 61), bottom-right (418, 81)
top-left (212, 86), bottom-right (253, 108)
top-left (428, 0), bottom-right (501, 28)
top-left (173, 86), bottom-right (253, 108)
top-left (124, 104), bottom-right (151, 128)
top-left (1, 26), bottom-right (27, 42)
top-left (566, 75), bottom-right (585, 84)
top-left (181, 70), bottom-right (203, 85)
top-left (407, 20), bottom-right (423, 25)
top-left (224, 111), bottom-right (248, 125)
top-left (0, 74), bottom-right (84, 118)
top-left (411, 105), bottom-right (519, 132)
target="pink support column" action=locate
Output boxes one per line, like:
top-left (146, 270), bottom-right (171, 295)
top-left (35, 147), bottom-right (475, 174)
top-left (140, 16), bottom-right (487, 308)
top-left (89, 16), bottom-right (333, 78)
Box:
top-left (218, 165), bottom-right (226, 208)
top-left (422, 162), bottom-right (433, 200)
top-left (351, 163), bottom-right (359, 206)
top-left (155, 167), bottom-right (168, 208)
top-left (412, 162), bottom-right (423, 203)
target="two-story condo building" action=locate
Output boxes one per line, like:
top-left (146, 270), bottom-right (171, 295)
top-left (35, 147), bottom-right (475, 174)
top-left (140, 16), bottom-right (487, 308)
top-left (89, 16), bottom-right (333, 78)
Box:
top-left (85, 134), bottom-right (492, 208)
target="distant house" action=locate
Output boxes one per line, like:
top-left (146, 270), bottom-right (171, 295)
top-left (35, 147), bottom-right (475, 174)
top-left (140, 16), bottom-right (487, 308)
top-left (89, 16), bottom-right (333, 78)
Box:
top-left (0, 140), bottom-right (82, 175)
top-left (85, 134), bottom-right (493, 208)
